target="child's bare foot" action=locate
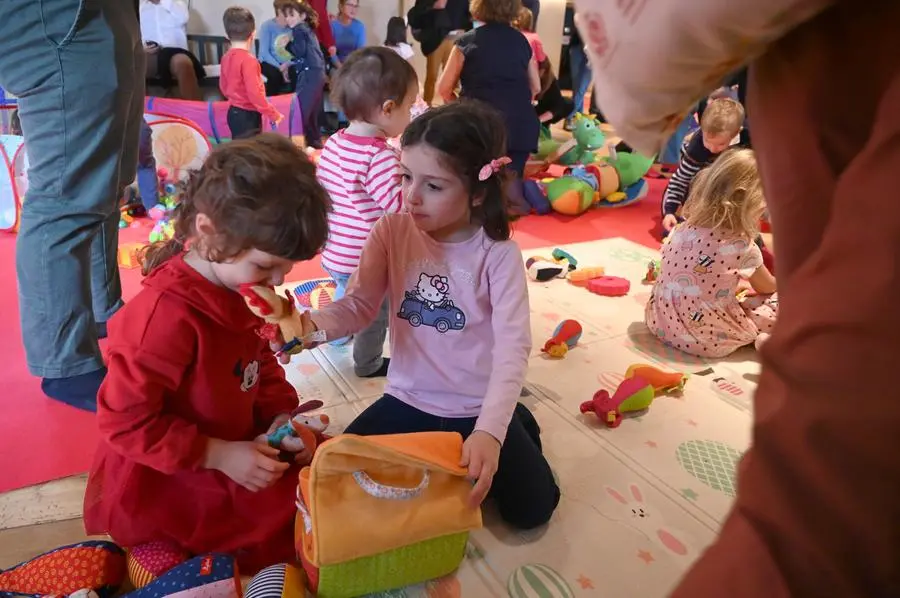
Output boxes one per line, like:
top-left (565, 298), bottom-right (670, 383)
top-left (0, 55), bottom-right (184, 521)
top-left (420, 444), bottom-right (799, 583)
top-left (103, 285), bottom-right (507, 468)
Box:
top-left (754, 332), bottom-right (771, 351)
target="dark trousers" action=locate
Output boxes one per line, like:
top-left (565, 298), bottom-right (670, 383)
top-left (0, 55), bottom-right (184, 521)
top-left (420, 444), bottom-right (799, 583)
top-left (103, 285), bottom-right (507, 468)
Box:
top-left (345, 395), bottom-right (560, 530)
top-left (296, 67), bottom-right (326, 147)
top-left (535, 79), bottom-right (574, 126)
top-left (227, 106), bottom-right (262, 140)
top-left (260, 61), bottom-right (296, 97)
top-left (508, 151), bottom-right (530, 178)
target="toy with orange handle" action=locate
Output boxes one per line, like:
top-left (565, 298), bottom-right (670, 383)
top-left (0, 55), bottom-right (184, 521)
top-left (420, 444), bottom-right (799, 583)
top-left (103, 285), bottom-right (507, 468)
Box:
top-left (625, 363), bottom-right (688, 395)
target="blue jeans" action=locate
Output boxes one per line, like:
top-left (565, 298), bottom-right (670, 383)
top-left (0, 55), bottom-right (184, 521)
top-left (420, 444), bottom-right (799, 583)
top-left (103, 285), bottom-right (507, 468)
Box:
top-left (660, 109), bottom-right (697, 165)
top-left (568, 44), bottom-right (592, 118)
top-left (324, 267), bottom-right (389, 377)
top-left (0, 0), bottom-right (144, 378)
top-left (137, 119), bottom-right (159, 211)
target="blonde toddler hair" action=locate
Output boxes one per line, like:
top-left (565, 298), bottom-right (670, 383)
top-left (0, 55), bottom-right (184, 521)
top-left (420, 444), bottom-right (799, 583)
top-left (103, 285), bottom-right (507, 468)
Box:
top-left (682, 148), bottom-right (765, 238)
top-left (700, 97), bottom-right (745, 137)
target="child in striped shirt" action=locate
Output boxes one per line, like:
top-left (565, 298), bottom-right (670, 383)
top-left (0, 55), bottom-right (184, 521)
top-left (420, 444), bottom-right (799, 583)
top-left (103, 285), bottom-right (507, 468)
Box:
top-left (661, 98), bottom-right (745, 234)
top-left (316, 47), bottom-right (419, 378)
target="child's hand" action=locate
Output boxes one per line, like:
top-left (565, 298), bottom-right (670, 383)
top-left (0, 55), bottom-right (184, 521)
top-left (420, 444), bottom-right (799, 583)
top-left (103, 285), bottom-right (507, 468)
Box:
top-left (268, 311), bottom-right (319, 364)
top-left (256, 413), bottom-right (309, 454)
top-left (662, 214), bottom-right (679, 231)
top-left (205, 438), bottom-right (289, 492)
top-left (461, 431), bottom-right (500, 508)
top-left (273, 112), bottom-right (285, 125)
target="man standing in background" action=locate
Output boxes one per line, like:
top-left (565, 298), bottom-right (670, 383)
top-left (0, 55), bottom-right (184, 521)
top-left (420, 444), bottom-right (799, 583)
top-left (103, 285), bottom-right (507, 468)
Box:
top-left (0, 0), bottom-right (144, 411)
top-left (408, 0), bottom-right (471, 105)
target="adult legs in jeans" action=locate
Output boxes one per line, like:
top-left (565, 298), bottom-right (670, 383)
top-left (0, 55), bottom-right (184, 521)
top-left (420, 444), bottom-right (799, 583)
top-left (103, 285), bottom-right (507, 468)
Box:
top-left (137, 119), bottom-right (159, 211)
top-left (672, 2), bottom-right (900, 593)
top-left (659, 109), bottom-right (697, 165)
top-left (567, 43), bottom-right (591, 120)
top-left (346, 395), bottom-right (559, 529)
top-left (0, 0), bottom-right (144, 410)
top-left (296, 68), bottom-right (325, 148)
top-left (423, 38), bottom-right (454, 106)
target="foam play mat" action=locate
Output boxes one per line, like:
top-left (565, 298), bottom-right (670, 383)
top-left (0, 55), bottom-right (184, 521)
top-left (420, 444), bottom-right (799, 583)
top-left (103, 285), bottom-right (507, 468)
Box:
top-left (280, 238), bottom-right (761, 597)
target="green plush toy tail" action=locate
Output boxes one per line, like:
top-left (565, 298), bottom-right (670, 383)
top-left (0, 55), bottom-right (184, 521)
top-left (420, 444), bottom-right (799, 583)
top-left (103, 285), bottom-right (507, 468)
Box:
top-left (607, 152), bottom-right (656, 189)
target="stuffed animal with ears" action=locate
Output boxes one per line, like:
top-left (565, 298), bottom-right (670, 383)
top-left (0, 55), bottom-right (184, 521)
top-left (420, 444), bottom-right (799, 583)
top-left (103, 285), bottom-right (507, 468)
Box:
top-left (239, 284), bottom-right (324, 357)
top-left (266, 399), bottom-right (331, 464)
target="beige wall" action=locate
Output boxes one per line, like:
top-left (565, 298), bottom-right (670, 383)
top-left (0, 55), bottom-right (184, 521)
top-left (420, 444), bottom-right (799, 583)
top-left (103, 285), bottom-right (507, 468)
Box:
top-left (186, 0), bottom-right (566, 84)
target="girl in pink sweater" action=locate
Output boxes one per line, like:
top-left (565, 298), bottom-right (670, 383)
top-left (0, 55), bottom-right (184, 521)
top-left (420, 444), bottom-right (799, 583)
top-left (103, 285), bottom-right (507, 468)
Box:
top-left (311, 101), bottom-right (560, 529)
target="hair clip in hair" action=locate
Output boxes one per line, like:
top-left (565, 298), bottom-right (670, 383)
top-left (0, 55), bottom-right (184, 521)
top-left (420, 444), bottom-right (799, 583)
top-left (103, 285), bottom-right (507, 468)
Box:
top-left (478, 156), bottom-right (512, 181)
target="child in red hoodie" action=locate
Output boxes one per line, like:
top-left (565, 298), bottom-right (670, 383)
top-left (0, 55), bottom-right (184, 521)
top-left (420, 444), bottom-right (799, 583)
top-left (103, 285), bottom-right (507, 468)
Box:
top-left (83, 134), bottom-right (330, 574)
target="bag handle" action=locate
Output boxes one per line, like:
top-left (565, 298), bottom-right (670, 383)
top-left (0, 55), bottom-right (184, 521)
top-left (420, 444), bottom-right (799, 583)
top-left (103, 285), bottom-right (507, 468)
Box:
top-left (352, 469), bottom-right (430, 500)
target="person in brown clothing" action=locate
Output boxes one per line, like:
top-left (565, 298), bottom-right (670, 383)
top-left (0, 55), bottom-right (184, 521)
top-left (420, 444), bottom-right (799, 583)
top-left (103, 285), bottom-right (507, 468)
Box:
top-left (669, 1), bottom-right (900, 595)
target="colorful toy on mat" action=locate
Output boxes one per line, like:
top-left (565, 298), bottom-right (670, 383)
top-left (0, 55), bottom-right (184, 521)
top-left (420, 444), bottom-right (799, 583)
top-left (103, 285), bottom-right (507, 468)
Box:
top-left (122, 555), bottom-right (240, 598)
top-left (525, 256), bottom-right (567, 282)
top-left (580, 376), bottom-right (655, 428)
top-left (126, 541), bottom-right (189, 589)
top-left (643, 259), bottom-right (661, 284)
top-left (625, 363), bottom-right (688, 395)
top-left (534, 114), bottom-right (606, 166)
top-left (240, 284), bottom-right (327, 356)
top-left (292, 278), bottom-right (338, 310)
top-left (588, 275), bottom-right (631, 296)
top-left (551, 248), bottom-right (577, 268)
top-left (117, 242), bottom-right (147, 270)
top-left (0, 541), bottom-right (126, 598)
top-left (541, 319), bottom-right (583, 358)
top-left (567, 266), bottom-right (605, 286)
top-left (266, 399), bottom-right (331, 462)
top-left (245, 563), bottom-right (307, 598)
top-left (296, 432), bottom-right (482, 598)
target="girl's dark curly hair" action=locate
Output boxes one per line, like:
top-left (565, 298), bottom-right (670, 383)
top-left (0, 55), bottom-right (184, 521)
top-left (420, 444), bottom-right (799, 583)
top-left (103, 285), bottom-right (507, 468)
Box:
top-left (141, 134), bottom-right (331, 274)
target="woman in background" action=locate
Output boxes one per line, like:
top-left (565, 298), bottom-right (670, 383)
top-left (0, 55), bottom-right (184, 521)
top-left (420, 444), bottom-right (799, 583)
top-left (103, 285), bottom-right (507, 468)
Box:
top-left (384, 16), bottom-right (414, 61)
top-left (331, 0), bottom-right (367, 65)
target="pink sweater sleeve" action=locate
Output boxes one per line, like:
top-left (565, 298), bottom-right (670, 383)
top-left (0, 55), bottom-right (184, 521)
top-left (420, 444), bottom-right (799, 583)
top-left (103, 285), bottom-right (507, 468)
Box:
top-left (474, 242), bottom-right (532, 443)
top-left (311, 217), bottom-right (390, 339)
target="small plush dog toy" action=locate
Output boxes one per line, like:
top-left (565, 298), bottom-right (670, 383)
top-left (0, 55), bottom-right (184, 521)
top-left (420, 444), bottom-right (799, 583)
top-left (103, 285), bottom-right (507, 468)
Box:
top-left (239, 285), bottom-right (325, 356)
top-left (267, 399), bottom-right (331, 463)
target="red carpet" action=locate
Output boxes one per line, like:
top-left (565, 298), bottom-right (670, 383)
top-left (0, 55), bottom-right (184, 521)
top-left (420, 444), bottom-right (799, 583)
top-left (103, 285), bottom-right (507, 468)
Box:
top-left (0, 180), bottom-right (665, 492)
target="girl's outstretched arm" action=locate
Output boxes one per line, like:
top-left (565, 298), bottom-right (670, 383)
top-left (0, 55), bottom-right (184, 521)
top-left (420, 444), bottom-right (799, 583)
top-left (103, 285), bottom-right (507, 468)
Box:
top-left (474, 243), bottom-right (532, 443)
top-left (311, 217), bottom-right (391, 340)
top-left (749, 264), bottom-right (777, 295)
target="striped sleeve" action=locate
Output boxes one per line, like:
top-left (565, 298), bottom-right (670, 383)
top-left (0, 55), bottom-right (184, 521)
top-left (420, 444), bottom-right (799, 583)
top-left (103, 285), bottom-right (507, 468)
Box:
top-left (661, 139), bottom-right (703, 216)
top-left (364, 146), bottom-right (403, 214)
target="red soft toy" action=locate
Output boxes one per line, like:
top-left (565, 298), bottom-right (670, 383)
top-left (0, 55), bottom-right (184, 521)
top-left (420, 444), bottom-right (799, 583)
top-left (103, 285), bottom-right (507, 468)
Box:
top-left (588, 275), bottom-right (631, 296)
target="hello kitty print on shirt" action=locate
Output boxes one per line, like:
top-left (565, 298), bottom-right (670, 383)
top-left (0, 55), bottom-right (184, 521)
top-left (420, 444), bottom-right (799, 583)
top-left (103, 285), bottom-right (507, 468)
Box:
top-left (397, 273), bottom-right (467, 334)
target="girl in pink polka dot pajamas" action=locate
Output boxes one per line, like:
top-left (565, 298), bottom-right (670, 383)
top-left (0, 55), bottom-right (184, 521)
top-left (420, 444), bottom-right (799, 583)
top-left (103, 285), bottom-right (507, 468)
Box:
top-left (645, 149), bottom-right (777, 358)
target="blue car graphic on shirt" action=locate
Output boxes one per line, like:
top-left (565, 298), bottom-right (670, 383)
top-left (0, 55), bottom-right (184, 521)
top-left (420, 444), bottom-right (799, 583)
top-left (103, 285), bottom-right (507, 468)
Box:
top-left (397, 291), bottom-right (466, 333)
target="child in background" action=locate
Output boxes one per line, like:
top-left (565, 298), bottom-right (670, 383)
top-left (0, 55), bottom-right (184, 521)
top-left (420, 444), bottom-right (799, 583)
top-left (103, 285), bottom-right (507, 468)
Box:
top-left (282, 0), bottom-right (327, 149)
top-left (384, 16), bottom-right (414, 61)
top-left (83, 135), bottom-right (331, 573)
top-left (220, 7), bottom-right (284, 139)
top-left (309, 102), bottom-right (560, 529)
top-left (646, 149), bottom-right (777, 358)
top-left (317, 47), bottom-right (418, 377)
top-left (515, 7), bottom-right (571, 126)
top-left (661, 97), bottom-right (744, 232)
top-left (256, 0), bottom-right (295, 96)
top-left (137, 119), bottom-right (159, 212)
top-left (437, 0), bottom-right (541, 177)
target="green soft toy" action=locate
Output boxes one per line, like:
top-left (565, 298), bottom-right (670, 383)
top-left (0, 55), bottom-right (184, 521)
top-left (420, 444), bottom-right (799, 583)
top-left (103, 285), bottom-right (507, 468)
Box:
top-left (545, 176), bottom-right (596, 216)
top-left (532, 114), bottom-right (606, 166)
top-left (603, 144), bottom-right (655, 187)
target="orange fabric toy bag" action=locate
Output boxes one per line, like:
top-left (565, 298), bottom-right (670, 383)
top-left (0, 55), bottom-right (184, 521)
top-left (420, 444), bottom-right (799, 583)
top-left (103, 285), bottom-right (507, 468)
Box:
top-left (573, 0), bottom-right (836, 155)
top-left (295, 432), bottom-right (482, 598)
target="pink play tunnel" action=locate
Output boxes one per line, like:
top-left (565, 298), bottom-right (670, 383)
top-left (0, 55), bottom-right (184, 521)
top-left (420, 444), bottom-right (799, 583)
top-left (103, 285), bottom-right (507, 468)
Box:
top-left (144, 93), bottom-right (304, 143)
